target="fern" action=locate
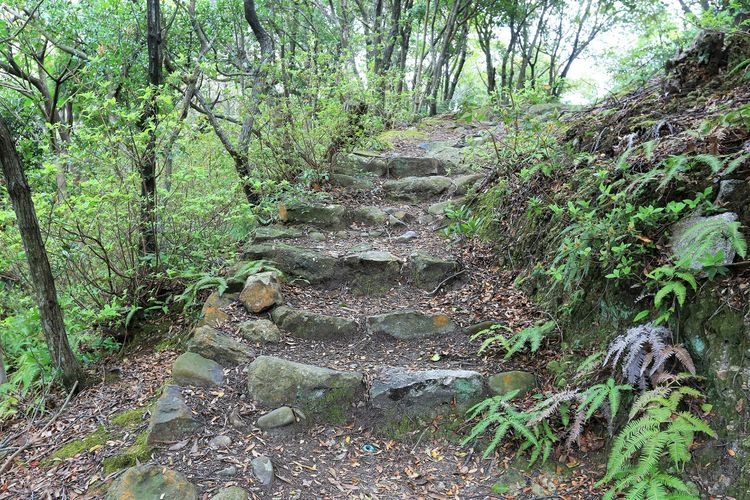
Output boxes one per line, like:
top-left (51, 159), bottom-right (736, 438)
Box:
top-left (473, 321), bottom-right (555, 359)
top-left (462, 390), bottom-right (538, 458)
top-left (604, 324), bottom-right (695, 388)
top-left (672, 213), bottom-right (747, 271)
top-left (598, 384), bottom-right (715, 499)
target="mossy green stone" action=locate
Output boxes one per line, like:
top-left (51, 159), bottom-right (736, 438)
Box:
top-left (172, 352), bottom-right (224, 388)
top-left (488, 371), bottom-right (536, 397)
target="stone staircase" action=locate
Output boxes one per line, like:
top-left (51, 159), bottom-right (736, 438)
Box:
top-left (106, 149), bottom-right (537, 499)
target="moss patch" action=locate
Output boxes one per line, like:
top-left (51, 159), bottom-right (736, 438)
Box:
top-left (48, 425), bottom-right (111, 463)
top-left (377, 129), bottom-right (428, 148)
top-left (102, 431), bottom-right (152, 475)
top-left (110, 407), bottom-right (146, 428)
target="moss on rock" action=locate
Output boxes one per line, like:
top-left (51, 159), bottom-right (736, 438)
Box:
top-left (48, 426), bottom-right (111, 463)
top-left (102, 431), bottom-right (152, 475)
top-left (110, 408), bottom-right (145, 428)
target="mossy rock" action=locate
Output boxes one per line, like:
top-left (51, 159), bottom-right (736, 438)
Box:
top-left (102, 431), bottom-right (152, 475)
top-left (377, 129), bottom-right (428, 148)
top-left (111, 408), bottom-right (146, 428)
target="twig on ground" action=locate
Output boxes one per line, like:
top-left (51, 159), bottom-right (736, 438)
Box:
top-left (426, 270), bottom-right (466, 296)
top-left (0, 380), bottom-right (78, 475)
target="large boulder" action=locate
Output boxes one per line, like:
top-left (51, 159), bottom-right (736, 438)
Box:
top-left (271, 306), bottom-right (357, 340)
top-left (670, 212), bottom-right (739, 270)
top-left (187, 326), bottom-right (254, 366)
top-left (342, 250), bottom-right (402, 294)
top-left (366, 310), bottom-right (456, 339)
top-left (147, 385), bottom-right (201, 445)
top-left (386, 157), bottom-right (447, 178)
top-left (172, 352), bottom-right (224, 388)
top-left (369, 367), bottom-right (484, 416)
top-left (239, 272), bottom-right (282, 313)
top-left (383, 176), bottom-right (455, 201)
top-left (339, 153), bottom-right (388, 176)
top-left (238, 319), bottom-right (282, 343)
top-left (243, 243), bottom-right (339, 284)
top-left (105, 464), bottom-right (198, 500)
top-left (329, 173), bottom-right (374, 192)
top-left (246, 356), bottom-right (364, 416)
top-left (408, 253), bottom-right (461, 290)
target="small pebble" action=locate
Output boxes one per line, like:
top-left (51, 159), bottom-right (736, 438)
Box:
top-left (217, 465), bottom-right (237, 476)
top-left (395, 230), bottom-right (418, 242)
top-left (209, 435), bottom-right (232, 450)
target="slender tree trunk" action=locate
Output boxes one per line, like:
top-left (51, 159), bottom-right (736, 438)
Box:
top-left (139, 0), bottom-right (162, 258)
top-left (0, 117), bottom-right (82, 390)
top-left (0, 343), bottom-right (7, 385)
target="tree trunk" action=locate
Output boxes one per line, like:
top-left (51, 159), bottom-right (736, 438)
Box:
top-left (0, 117), bottom-right (82, 390)
top-left (139, 0), bottom-right (162, 258)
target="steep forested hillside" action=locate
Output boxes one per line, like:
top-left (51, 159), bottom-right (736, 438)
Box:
top-left (0, 1), bottom-right (748, 498)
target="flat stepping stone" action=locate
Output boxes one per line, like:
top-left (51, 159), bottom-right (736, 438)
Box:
top-left (172, 352), bottom-right (224, 388)
top-left (343, 250), bottom-right (402, 294)
top-left (243, 243), bottom-right (338, 284)
top-left (329, 173), bottom-right (374, 191)
top-left (238, 319), bottom-right (281, 343)
top-left (369, 367), bottom-right (484, 416)
top-left (339, 154), bottom-right (388, 176)
top-left (187, 326), bottom-right (254, 366)
top-left (271, 306), bottom-right (357, 340)
top-left (408, 253), bottom-right (461, 289)
top-left (281, 202), bottom-right (387, 229)
top-left (366, 310), bottom-right (456, 339)
top-left (246, 356), bottom-right (364, 415)
top-left (387, 157), bottom-right (447, 178)
top-left (105, 464), bottom-right (198, 500)
top-left (383, 176), bottom-right (455, 201)
top-left (239, 271), bottom-right (282, 313)
top-left (428, 198), bottom-right (463, 215)
top-left (252, 225), bottom-right (302, 242)
top-left (147, 385), bottom-right (201, 445)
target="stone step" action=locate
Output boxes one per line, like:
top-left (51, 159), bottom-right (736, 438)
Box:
top-left (270, 306), bottom-right (358, 340)
top-left (241, 244), bottom-right (460, 294)
top-left (340, 154), bottom-right (453, 179)
top-left (280, 202), bottom-right (387, 230)
top-left (382, 176), bottom-right (456, 201)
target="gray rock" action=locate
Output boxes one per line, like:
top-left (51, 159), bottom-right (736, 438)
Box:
top-left (387, 214), bottom-right (408, 227)
top-left (251, 455), bottom-right (274, 486)
top-left (188, 326), bottom-right (254, 366)
top-left (454, 173), bottom-right (484, 195)
top-left (239, 271), bottom-right (282, 313)
top-left (366, 310), bottom-right (456, 339)
top-left (350, 242), bottom-right (372, 253)
top-left (340, 153), bottom-right (388, 176)
top-left (238, 319), bottom-right (282, 343)
top-left (427, 199), bottom-right (461, 216)
top-left (343, 250), bottom-right (402, 294)
top-left (383, 176), bottom-right (455, 201)
top-left (309, 231), bottom-right (326, 242)
top-left (172, 352), bottom-right (224, 388)
top-left (271, 306), bottom-right (357, 340)
top-left (423, 142), bottom-right (464, 169)
top-left (408, 253), bottom-right (461, 290)
top-left (284, 203), bottom-right (346, 229)
top-left (246, 356), bottom-right (364, 414)
top-left (243, 243), bottom-right (339, 284)
top-left (394, 230), bottom-right (418, 242)
top-left (215, 467), bottom-right (239, 478)
top-left (211, 486), bottom-right (247, 500)
top-left (386, 157), bottom-right (447, 178)
top-left (329, 173), bottom-right (374, 191)
top-left (105, 464), bottom-right (198, 500)
top-left (370, 367), bottom-right (484, 415)
top-left (252, 225), bottom-right (303, 242)
top-left (488, 371), bottom-right (537, 396)
top-left (670, 212), bottom-right (739, 269)
top-left (347, 206), bottom-right (387, 227)
top-left (147, 385), bottom-right (201, 445)
top-left (208, 435), bottom-right (232, 450)
top-left (256, 406), bottom-right (296, 430)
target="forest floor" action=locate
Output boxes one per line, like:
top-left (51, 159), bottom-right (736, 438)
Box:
top-left (0, 116), bottom-right (610, 499)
